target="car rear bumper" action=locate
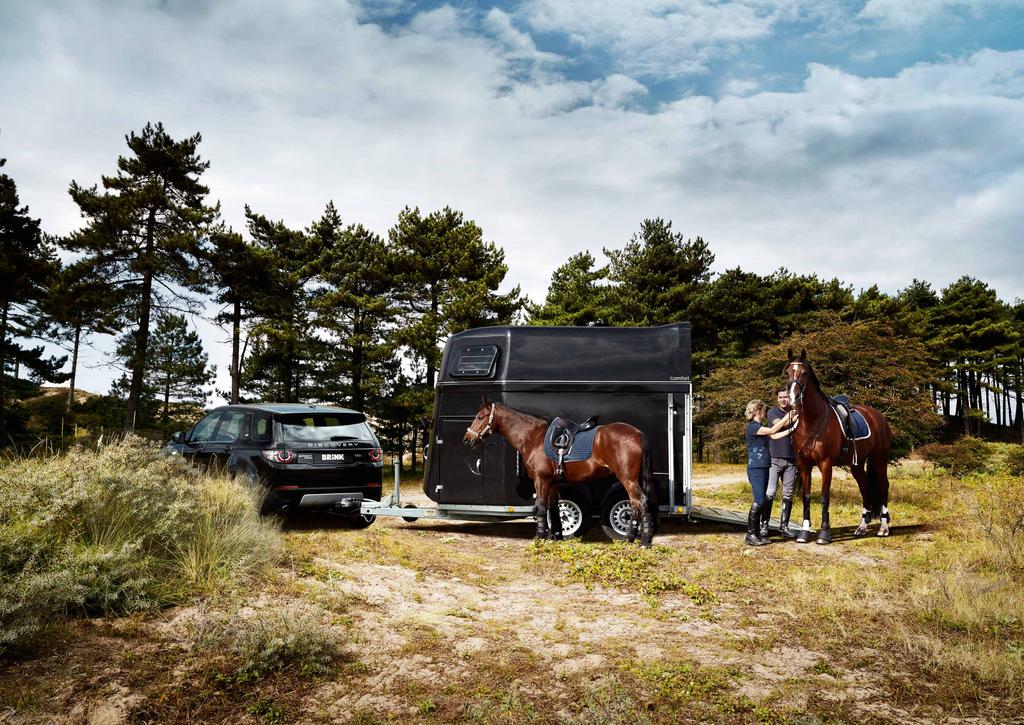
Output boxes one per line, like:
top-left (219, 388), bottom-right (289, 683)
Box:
top-left (264, 486), bottom-right (380, 512)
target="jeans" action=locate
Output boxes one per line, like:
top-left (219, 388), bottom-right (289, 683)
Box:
top-left (747, 466), bottom-right (769, 506)
top-left (767, 457), bottom-right (797, 500)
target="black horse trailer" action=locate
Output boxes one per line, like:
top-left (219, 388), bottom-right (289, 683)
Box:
top-left (361, 323), bottom-right (748, 538)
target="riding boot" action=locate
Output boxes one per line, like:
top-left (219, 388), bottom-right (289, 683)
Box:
top-left (745, 503), bottom-right (768, 546)
top-left (779, 497), bottom-right (797, 539)
top-left (760, 498), bottom-right (773, 540)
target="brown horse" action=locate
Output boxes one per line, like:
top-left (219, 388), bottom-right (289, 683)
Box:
top-left (784, 350), bottom-right (892, 544)
top-left (462, 398), bottom-right (656, 546)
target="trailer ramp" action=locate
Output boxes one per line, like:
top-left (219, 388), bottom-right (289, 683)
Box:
top-left (688, 504), bottom-right (792, 533)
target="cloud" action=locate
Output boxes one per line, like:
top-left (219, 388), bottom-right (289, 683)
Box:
top-left (519, 0), bottom-right (846, 77)
top-left (858, 0), bottom-right (1022, 28)
top-left (1, 1), bottom-right (1022, 399)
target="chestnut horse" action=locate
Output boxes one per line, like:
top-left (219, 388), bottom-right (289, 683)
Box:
top-left (784, 350), bottom-right (892, 544)
top-left (462, 398), bottom-right (656, 546)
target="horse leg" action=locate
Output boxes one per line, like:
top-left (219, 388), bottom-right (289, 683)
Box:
top-left (534, 477), bottom-right (551, 540)
top-left (795, 464), bottom-right (814, 544)
top-left (622, 479), bottom-right (642, 544)
top-left (816, 462), bottom-right (833, 545)
top-left (549, 484), bottom-right (564, 541)
top-left (851, 463), bottom-right (871, 536)
top-left (876, 457), bottom-right (891, 537)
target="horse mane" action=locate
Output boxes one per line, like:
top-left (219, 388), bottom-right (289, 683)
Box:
top-left (800, 359), bottom-right (825, 397)
top-left (498, 403), bottom-right (547, 429)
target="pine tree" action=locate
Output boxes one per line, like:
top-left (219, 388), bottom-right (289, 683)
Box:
top-left (239, 206), bottom-right (321, 402)
top-left (310, 203), bottom-right (397, 411)
top-left (206, 225), bottom-right (276, 404)
top-left (528, 251), bottom-right (610, 326)
top-left (603, 218), bottom-right (714, 328)
top-left (146, 314), bottom-right (214, 421)
top-left (40, 257), bottom-right (120, 414)
top-left (389, 206), bottom-right (522, 389)
top-left (67, 123), bottom-right (218, 431)
top-left (0, 157), bottom-right (67, 437)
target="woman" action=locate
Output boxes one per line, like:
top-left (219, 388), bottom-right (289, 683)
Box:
top-left (744, 399), bottom-right (795, 546)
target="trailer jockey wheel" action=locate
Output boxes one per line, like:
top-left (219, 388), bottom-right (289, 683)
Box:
top-left (558, 492), bottom-right (592, 538)
top-left (600, 493), bottom-right (633, 541)
top-left (401, 504), bottom-right (419, 523)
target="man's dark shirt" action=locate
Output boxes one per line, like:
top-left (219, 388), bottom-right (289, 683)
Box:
top-left (767, 406), bottom-right (795, 459)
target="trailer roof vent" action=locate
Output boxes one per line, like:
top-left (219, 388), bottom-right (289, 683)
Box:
top-left (451, 345), bottom-right (499, 378)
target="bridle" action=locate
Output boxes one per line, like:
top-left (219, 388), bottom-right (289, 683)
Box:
top-left (785, 361), bottom-right (829, 446)
top-left (465, 403), bottom-right (496, 443)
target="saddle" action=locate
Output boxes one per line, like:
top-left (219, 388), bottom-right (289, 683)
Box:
top-left (545, 416), bottom-right (599, 479)
top-left (829, 395), bottom-right (871, 462)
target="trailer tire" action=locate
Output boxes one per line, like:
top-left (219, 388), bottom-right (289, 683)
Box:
top-left (600, 494), bottom-right (633, 541)
top-left (558, 492), bottom-right (592, 539)
top-left (401, 504), bottom-right (419, 523)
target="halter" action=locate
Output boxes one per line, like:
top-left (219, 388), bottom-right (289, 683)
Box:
top-left (465, 403), bottom-right (496, 443)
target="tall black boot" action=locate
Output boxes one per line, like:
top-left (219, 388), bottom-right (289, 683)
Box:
top-left (760, 498), bottom-right (774, 540)
top-left (779, 497), bottom-right (796, 539)
top-left (745, 503), bottom-right (768, 546)
top-left (778, 497), bottom-right (795, 539)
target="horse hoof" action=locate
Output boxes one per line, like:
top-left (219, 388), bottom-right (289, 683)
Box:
top-left (796, 533), bottom-right (811, 544)
top-left (853, 525), bottom-right (868, 537)
top-left (877, 528), bottom-right (890, 538)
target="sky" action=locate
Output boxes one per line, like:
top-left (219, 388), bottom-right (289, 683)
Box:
top-left (2, 0), bottom-right (1023, 400)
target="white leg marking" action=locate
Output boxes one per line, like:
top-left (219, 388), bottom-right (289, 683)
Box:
top-left (802, 519), bottom-right (812, 531)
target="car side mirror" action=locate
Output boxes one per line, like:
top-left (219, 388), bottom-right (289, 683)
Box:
top-left (171, 431), bottom-right (185, 444)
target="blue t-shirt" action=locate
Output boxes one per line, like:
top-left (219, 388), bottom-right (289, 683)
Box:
top-left (745, 420), bottom-right (770, 468)
top-left (767, 407), bottom-right (795, 459)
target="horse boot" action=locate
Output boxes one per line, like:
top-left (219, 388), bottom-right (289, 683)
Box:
top-left (760, 498), bottom-right (774, 541)
top-left (745, 503), bottom-right (768, 546)
top-left (779, 497), bottom-right (797, 539)
top-left (639, 512), bottom-right (654, 548)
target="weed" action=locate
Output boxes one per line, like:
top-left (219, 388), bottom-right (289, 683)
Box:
top-left (231, 603), bottom-right (342, 680)
top-left (247, 698), bottom-right (284, 723)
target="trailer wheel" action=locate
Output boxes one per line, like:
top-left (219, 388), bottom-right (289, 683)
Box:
top-left (401, 504), bottom-right (419, 523)
top-left (600, 495), bottom-right (633, 541)
top-left (558, 493), bottom-right (592, 538)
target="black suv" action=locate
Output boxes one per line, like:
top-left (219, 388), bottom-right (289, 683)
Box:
top-left (164, 403), bottom-right (383, 524)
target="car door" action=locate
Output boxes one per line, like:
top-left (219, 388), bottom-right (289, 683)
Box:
top-left (207, 409), bottom-right (247, 472)
top-left (185, 411), bottom-right (223, 468)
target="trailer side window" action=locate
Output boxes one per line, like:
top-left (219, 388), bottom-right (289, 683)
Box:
top-left (451, 345), bottom-right (499, 378)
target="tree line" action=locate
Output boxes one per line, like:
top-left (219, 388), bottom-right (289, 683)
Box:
top-left (2, 123), bottom-right (1022, 459)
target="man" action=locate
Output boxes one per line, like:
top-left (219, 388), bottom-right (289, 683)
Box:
top-left (764, 386), bottom-right (798, 539)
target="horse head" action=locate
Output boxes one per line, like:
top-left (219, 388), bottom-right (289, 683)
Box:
top-left (463, 396), bottom-right (497, 448)
top-left (783, 348), bottom-right (810, 406)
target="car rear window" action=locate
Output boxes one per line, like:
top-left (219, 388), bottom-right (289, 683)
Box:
top-left (277, 413), bottom-right (372, 442)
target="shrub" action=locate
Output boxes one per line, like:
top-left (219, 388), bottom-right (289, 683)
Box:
top-left (0, 437), bottom-right (282, 656)
top-left (918, 437), bottom-right (992, 477)
top-left (1005, 445), bottom-right (1024, 477)
top-left (230, 604), bottom-right (341, 680)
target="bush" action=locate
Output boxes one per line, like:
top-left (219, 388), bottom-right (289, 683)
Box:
top-left (918, 437), bottom-right (992, 477)
top-left (1005, 445), bottom-right (1024, 477)
top-left (230, 604), bottom-right (341, 680)
top-left (0, 437), bottom-right (282, 656)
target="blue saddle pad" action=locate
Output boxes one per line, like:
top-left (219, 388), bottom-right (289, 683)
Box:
top-left (849, 409), bottom-right (870, 439)
top-left (543, 419), bottom-right (599, 463)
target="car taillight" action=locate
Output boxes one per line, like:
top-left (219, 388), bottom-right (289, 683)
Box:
top-left (262, 449), bottom-right (295, 464)
top-left (369, 448), bottom-right (382, 462)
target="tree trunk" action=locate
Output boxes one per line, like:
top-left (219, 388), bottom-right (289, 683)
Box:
top-left (0, 301), bottom-right (8, 439)
top-left (125, 210), bottom-right (157, 432)
top-left (1017, 356), bottom-right (1024, 444)
top-left (352, 316), bottom-right (364, 410)
top-left (426, 290), bottom-right (439, 389)
top-left (67, 324), bottom-right (81, 414)
top-left (162, 373), bottom-right (170, 422)
top-left (231, 298), bottom-right (241, 404)
top-left (960, 365), bottom-right (970, 436)
top-left (284, 339), bottom-right (294, 403)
